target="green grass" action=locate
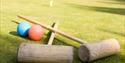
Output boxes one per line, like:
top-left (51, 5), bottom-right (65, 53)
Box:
top-left (0, 0), bottom-right (125, 63)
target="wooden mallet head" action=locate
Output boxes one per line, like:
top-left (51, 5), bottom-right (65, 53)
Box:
top-left (78, 38), bottom-right (120, 62)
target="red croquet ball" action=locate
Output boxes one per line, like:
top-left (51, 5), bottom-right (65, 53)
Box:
top-left (28, 25), bottom-right (44, 41)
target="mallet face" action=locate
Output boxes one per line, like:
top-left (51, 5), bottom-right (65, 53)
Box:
top-left (78, 39), bottom-right (120, 62)
top-left (17, 43), bottom-right (73, 63)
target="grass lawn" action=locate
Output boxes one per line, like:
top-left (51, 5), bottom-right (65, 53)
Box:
top-left (0, 0), bottom-right (125, 63)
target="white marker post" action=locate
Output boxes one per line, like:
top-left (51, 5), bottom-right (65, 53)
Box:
top-left (50, 0), bottom-right (53, 7)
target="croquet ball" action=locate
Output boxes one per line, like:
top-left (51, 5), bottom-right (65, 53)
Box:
top-left (17, 22), bottom-right (31, 36)
top-left (28, 25), bottom-right (44, 41)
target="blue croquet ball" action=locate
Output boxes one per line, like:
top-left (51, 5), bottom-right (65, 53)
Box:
top-left (17, 22), bottom-right (31, 36)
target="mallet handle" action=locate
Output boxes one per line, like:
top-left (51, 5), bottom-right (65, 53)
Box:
top-left (18, 15), bottom-right (87, 44)
top-left (12, 20), bottom-right (20, 24)
top-left (48, 22), bottom-right (58, 45)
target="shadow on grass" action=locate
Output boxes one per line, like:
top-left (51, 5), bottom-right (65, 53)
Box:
top-left (66, 3), bottom-right (125, 15)
top-left (98, 28), bottom-right (125, 37)
top-left (97, 0), bottom-right (125, 5)
top-left (0, 35), bottom-right (21, 63)
top-left (97, 1), bottom-right (125, 5)
top-left (90, 54), bottom-right (125, 63)
top-left (114, 0), bottom-right (125, 2)
top-left (9, 31), bottom-right (29, 40)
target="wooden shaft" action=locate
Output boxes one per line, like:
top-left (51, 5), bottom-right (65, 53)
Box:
top-left (12, 20), bottom-right (20, 24)
top-left (17, 15), bottom-right (87, 44)
top-left (48, 22), bottom-right (58, 45)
